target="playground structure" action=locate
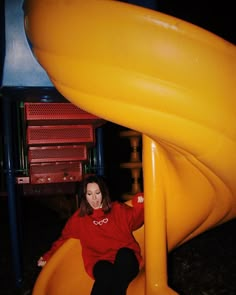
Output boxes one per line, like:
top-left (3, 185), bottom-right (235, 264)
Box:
top-left (24, 0), bottom-right (236, 294)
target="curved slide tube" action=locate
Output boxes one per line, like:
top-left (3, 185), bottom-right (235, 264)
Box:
top-left (24, 0), bottom-right (236, 294)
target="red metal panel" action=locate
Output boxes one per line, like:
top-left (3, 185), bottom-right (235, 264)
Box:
top-left (24, 102), bottom-right (104, 126)
top-left (22, 182), bottom-right (77, 196)
top-left (30, 162), bottom-right (83, 184)
top-left (27, 125), bottom-right (94, 145)
top-left (16, 177), bottom-right (30, 184)
top-left (28, 145), bottom-right (87, 163)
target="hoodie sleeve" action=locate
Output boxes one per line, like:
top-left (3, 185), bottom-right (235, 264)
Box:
top-left (129, 192), bottom-right (144, 231)
top-left (42, 210), bottom-right (81, 262)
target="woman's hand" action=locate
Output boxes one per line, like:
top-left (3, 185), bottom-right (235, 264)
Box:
top-left (37, 256), bottom-right (47, 267)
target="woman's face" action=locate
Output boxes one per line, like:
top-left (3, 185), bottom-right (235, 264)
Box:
top-left (86, 182), bottom-right (103, 209)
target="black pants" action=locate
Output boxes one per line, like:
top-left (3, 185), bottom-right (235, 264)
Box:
top-left (91, 247), bottom-right (139, 295)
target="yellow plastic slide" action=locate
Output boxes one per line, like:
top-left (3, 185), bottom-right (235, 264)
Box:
top-left (24, 0), bottom-right (236, 294)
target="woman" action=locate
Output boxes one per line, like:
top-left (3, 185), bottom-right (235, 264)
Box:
top-left (38, 175), bottom-right (144, 295)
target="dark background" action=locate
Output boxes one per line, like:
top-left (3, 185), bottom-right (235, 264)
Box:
top-left (126, 0), bottom-right (235, 44)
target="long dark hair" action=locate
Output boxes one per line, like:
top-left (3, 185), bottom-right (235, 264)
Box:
top-left (79, 175), bottom-right (112, 217)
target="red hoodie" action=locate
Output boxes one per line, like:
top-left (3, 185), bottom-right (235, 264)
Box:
top-left (42, 193), bottom-right (144, 278)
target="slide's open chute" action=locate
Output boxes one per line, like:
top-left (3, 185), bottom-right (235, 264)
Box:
top-left (24, 1), bottom-right (236, 294)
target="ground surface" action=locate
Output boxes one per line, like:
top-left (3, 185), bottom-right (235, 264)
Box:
top-left (1, 196), bottom-right (236, 295)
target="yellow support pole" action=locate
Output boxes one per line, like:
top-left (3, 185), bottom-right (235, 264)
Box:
top-left (143, 135), bottom-right (178, 294)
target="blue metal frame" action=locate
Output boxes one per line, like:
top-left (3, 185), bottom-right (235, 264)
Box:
top-left (2, 0), bottom-right (53, 87)
top-left (2, 95), bottom-right (23, 287)
top-left (96, 128), bottom-right (105, 176)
